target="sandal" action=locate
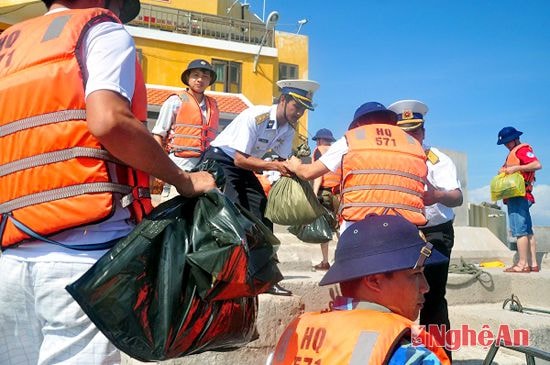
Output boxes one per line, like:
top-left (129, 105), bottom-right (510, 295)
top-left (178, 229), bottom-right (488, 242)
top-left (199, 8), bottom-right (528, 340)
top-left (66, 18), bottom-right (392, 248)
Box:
top-left (504, 265), bottom-right (530, 273)
top-left (530, 266), bottom-right (540, 272)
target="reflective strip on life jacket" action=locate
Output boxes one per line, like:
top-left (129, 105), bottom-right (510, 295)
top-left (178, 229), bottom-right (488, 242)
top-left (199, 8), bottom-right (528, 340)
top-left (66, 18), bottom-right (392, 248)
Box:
top-left (0, 110), bottom-right (86, 137)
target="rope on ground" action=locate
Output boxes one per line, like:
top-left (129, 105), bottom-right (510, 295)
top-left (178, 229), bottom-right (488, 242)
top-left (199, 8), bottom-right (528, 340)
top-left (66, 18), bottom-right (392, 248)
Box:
top-left (502, 294), bottom-right (550, 315)
top-left (447, 257), bottom-right (493, 288)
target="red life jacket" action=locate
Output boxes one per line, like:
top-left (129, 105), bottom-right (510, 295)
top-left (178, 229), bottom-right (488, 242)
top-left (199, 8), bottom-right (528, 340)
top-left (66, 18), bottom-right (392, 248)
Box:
top-left (505, 143), bottom-right (536, 197)
top-left (339, 125), bottom-right (427, 226)
top-left (0, 9), bottom-right (152, 248)
top-left (168, 90), bottom-right (219, 158)
top-left (272, 309), bottom-right (450, 365)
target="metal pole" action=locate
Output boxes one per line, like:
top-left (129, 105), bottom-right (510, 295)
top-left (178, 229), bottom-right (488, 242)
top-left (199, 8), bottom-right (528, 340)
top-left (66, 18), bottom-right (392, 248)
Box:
top-left (262, 0), bottom-right (266, 22)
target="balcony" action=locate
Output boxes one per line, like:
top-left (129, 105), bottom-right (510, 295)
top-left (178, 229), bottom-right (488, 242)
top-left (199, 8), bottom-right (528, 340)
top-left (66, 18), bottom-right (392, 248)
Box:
top-left (129, 4), bottom-right (274, 47)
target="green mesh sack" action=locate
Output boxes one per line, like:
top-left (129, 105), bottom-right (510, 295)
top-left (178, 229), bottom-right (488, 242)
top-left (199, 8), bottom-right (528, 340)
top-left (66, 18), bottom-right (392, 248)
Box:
top-left (265, 176), bottom-right (325, 226)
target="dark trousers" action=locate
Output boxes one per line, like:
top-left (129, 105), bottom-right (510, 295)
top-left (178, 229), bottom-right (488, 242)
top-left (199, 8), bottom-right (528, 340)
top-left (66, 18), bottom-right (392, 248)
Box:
top-left (420, 220), bottom-right (454, 360)
top-left (201, 148), bottom-right (273, 232)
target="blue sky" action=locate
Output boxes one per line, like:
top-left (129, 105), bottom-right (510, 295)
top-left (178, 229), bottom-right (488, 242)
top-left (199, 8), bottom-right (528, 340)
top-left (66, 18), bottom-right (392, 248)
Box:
top-left (247, 0), bottom-right (550, 225)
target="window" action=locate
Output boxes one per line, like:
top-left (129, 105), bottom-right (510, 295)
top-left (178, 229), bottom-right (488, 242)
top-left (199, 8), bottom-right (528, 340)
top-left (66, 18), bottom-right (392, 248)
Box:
top-left (279, 63), bottom-right (298, 80)
top-left (212, 59), bottom-right (242, 93)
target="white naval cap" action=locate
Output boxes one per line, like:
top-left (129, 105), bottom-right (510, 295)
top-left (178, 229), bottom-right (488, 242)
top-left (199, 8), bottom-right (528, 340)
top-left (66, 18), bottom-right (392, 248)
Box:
top-left (276, 79), bottom-right (320, 110)
top-left (387, 100), bottom-right (429, 131)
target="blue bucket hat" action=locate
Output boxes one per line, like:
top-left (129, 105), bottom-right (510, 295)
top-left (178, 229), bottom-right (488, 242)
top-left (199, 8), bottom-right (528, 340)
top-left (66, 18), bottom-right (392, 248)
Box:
top-left (312, 128), bottom-right (336, 142)
top-left (348, 102), bottom-right (397, 130)
top-left (319, 215), bottom-right (448, 286)
top-left (497, 126), bottom-right (523, 145)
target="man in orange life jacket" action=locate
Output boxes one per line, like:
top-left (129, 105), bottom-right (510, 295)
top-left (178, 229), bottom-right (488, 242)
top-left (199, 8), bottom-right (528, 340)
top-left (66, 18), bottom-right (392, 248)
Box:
top-left (152, 59), bottom-right (219, 200)
top-left (286, 102), bottom-right (427, 234)
top-left (270, 215), bottom-right (451, 365)
top-left (0, 1), bottom-right (215, 364)
top-left (389, 99), bottom-right (463, 361)
top-left (311, 128), bottom-right (340, 271)
top-left (497, 127), bottom-right (542, 273)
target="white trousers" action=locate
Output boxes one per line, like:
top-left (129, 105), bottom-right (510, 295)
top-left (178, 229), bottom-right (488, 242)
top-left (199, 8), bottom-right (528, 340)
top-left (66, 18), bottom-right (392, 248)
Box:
top-left (0, 255), bottom-right (120, 365)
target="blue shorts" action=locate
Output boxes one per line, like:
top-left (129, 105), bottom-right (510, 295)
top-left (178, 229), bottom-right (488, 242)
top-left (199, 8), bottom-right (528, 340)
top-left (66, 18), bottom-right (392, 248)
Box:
top-left (507, 197), bottom-right (533, 237)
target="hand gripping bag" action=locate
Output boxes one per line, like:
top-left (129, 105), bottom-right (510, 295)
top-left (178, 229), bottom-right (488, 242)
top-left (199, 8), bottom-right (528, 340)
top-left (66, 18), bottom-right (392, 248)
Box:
top-left (66, 189), bottom-right (282, 361)
top-left (265, 176), bottom-right (325, 226)
top-left (490, 172), bottom-right (526, 201)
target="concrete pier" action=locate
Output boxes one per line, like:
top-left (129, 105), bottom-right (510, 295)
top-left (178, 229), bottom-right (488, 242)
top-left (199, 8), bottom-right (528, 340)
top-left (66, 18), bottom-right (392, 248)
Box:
top-left (123, 223), bottom-right (550, 365)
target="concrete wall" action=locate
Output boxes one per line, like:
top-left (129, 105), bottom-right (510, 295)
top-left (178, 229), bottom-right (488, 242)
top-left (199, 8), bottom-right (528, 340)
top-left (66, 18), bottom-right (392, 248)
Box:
top-left (441, 148), bottom-right (468, 226)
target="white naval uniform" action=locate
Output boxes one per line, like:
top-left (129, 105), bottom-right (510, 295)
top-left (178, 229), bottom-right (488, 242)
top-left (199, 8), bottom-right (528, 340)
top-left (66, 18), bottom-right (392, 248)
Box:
top-left (211, 104), bottom-right (294, 159)
top-left (422, 145), bottom-right (461, 227)
top-left (205, 104), bottom-right (295, 231)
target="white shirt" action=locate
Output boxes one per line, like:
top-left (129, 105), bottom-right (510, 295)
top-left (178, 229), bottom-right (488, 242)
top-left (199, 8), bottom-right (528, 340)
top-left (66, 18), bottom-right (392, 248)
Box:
top-left (151, 93), bottom-right (208, 171)
top-left (5, 9), bottom-right (136, 262)
top-left (422, 145), bottom-right (461, 227)
top-left (211, 104), bottom-right (294, 160)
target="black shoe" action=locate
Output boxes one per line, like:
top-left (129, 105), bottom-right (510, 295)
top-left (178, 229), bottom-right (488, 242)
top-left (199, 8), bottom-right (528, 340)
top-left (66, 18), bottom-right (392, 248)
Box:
top-left (266, 283), bottom-right (292, 296)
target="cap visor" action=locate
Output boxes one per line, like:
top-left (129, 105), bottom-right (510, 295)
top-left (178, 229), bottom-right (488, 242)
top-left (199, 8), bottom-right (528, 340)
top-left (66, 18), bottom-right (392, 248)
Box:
top-left (294, 97), bottom-right (314, 111)
top-left (319, 244), bottom-right (448, 286)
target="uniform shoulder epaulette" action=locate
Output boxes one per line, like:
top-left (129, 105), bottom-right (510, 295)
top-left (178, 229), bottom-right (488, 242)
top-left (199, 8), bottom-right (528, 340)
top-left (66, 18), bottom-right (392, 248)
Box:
top-left (255, 112), bottom-right (270, 125)
top-left (426, 148), bottom-right (440, 165)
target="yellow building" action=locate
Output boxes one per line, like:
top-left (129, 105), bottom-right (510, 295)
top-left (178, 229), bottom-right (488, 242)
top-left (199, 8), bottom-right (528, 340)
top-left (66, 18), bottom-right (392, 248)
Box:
top-left (0, 0), bottom-right (312, 147)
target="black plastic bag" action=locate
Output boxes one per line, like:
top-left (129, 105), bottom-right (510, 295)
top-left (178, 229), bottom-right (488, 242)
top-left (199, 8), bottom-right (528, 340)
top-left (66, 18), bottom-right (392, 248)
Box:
top-left (288, 207), bottom-right (336, 243)
top-left (66, 190), bottom-right (282, 361)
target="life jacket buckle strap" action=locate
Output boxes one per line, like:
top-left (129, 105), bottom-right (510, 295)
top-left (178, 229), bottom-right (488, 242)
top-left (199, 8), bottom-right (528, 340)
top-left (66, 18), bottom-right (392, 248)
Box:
top-left (0, 212), bottom-right (10, 251)
top-left (121, 187), bottom-right (150, 208)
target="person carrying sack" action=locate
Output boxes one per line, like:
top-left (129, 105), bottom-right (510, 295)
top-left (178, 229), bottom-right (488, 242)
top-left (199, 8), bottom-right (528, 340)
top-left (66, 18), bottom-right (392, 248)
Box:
top-left (0, 1), bottom-right (215, 363)
top-left (286, 102), bottom-right (428, 234)
top-left (200, 79), bottom-right (320, 296)
top-left (496, 127), bottom-right (542, 273)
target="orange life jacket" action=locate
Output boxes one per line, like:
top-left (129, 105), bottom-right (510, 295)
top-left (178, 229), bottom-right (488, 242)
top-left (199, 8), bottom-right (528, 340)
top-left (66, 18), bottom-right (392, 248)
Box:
top-left (313, 146), bottom-right (341, 189)
top-left (168, 90), bottom-right (219, 158)
top-left (338, 125), bottom-right (427, 226)
top-left (505, 143), bottom-right (535, 195)
top-left (272, 309), bottom-right (450, 365)
top-left (255, 172), bottom-right (272, 197)
top-left (0, 9), bottom-right (152, 248)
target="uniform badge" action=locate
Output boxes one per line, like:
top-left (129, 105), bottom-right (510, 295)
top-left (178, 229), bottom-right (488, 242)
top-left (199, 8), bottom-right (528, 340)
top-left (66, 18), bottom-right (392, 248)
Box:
top-left (266, 120), bottom-right (275, 129)
top-left (402, 109), bottom-right (414, 120)
top-left (255, 112), bottom-right (270, 125)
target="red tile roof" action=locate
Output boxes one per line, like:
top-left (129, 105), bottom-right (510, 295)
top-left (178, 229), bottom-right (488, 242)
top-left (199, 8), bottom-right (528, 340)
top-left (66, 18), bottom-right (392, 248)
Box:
top-left (146, 85), bottom-right (251, 115)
